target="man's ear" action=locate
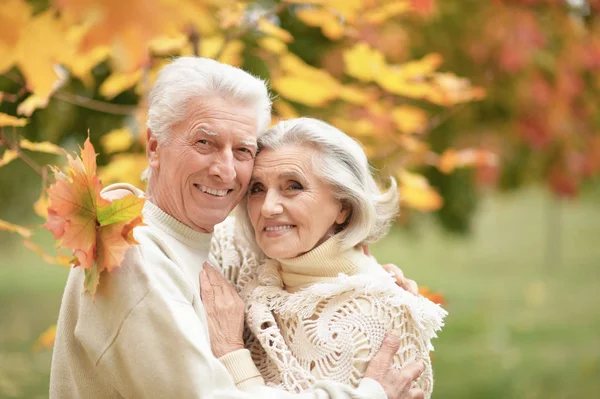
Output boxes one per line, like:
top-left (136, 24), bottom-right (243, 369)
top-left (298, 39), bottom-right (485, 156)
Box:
top-left (146, 128), bottom-right (160, 169)
top-left (336, 205), bottom-right (350, 225)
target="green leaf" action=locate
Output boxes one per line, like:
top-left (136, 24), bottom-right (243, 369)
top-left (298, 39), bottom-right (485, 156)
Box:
top-left (97, 195), bottom-right (145, 226)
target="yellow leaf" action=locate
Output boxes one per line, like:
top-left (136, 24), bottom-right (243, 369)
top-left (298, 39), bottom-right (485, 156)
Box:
top-left (427, 73), bottom-right (487, 106)
top-left (17, 10), bottom-right (67, 99)
top-left (376, 67), bottom-right (433, 98)
top-left (0, 0), bottom-right (30, 73)
top-left (33, 324), bottom-right (57, 351)
top-left (98, 153), bottom-right (148, 187)
top-left (34, 190), bottom-right (50, 219)
top-left (257, 37), bottom-right (288, 54)
top-left (16, 94), bottom-right (49, 117)
top-left (329, 117), bottom-right (375, 138)
top-left (100, 70), bottom-right (143, 99)
top-left (273, 76), bottom-right (338, 107)
top-left (0, 218), bottom-right (31, 238)
top-left (19, 139), bottom-right (63, 155)
top-left (193, 36), bottom-right (245, 66)
top-left (257, 19), bottom-right (294, 43)
top-left (397, 53), bottom-right (444, 78)
top-left (273, 100), bottom-right (299, 119)
top-left (296, 8), bottom-right (345, 40)
top-left (364, 1), bottom-right (411, 24)
top-left (217, 2), bottom-right (247, 29)
top-left (398, 169), bottom-right (443, 211)
top-left (339, 85), bottom-right (371, 105)
top-left (24, 239), bottom-right (71, 267)
top-left (149, 34), bottom-right (187, 55)
top-left (391, 105), bottom-right (428, 134)
top-left (0, 112), bottom-right (28, 127)
top-left (0, 149), bottom-right (19, 167)
top-left (343, 42), bottom-right (386, 82)
top-left (101, 128), bottom-right (134, 154)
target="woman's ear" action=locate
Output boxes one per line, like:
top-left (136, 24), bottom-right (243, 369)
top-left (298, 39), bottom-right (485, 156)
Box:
top-left (146, 128), bottom-right (160, 169)
top-left (336, 205), bottom-right (350, 225)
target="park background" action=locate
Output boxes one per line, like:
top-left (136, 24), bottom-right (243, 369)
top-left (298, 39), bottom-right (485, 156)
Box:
top-left (0, 0), bottom-right (599, 398)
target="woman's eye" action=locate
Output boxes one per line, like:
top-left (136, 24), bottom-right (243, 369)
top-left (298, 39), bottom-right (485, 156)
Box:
top-left (249, 184), bottom-right (264, 194)
top-left (289, 182), bottom-right (303, 190)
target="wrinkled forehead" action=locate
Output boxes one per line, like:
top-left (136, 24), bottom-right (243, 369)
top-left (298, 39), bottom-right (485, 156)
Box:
top-left (252, 145), bottom-right (319, 179)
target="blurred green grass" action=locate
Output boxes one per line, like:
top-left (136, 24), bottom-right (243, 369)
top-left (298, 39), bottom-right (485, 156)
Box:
top-left (1, 187), bottom-right (599, 398)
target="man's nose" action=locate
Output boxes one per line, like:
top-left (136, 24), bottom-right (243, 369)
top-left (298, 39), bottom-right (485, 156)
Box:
top-left (210, 150), bottom-right (236, 183)
top-left (261, 190), bottom-right (283, 217)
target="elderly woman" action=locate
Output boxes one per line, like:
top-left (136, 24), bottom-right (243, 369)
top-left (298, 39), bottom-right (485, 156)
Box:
top-left (207, 117), bottom-right (446, 398)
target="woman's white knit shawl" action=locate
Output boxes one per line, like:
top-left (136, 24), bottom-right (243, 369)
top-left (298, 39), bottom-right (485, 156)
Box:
top-left (241, 258), bottom-right (447, 398)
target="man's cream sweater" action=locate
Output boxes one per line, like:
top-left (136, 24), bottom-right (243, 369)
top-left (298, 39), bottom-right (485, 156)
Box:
top-left (49, 185), bottom-right (387, 398)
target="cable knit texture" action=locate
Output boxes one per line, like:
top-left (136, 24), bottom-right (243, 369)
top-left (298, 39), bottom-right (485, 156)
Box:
top-left (211, 221), bottom-right (447, 398)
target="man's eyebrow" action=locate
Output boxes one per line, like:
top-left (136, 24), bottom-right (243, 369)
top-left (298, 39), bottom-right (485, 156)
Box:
top-left (196, 127), bottom-right (219, 136)
top-left (239, 139), bottom-right (258, 149)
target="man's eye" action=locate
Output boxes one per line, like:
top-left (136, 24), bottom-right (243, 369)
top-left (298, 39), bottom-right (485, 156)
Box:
top-left (289, 182), bottom-right (303, 190)
top-left (197, 139), bottom-right (209, 145)
top-left (238, 148), bottom-right (254, 157)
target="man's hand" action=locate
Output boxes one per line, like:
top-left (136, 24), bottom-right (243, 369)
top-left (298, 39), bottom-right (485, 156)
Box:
top-left (199, 262), bottom-right (245, 358)
top-left (382, 264), bottom-right (419, 295)
top-left (102, 188), bottom-right (134, 202)
top-left (365, 332), bottom-right (425, 399)
top-left (360, 245), bottom-right (419, 295)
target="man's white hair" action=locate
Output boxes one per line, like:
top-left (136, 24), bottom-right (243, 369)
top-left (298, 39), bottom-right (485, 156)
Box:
top-left (237, 117), bottom-right (399, 252)
top-left (141, 57), bottom-right (272, 181)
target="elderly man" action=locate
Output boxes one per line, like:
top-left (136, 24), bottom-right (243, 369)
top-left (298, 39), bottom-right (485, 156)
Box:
top-left (50, 57), bottom-right (425, 399)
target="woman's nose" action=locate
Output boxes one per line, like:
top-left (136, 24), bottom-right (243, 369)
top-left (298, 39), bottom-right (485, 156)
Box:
top-left (261, 190), bottom-right (283, 217)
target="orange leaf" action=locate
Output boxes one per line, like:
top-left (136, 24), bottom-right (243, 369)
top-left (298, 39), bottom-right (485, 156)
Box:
top-left (438, 149), bottom-right (498, 174)
top-left (0, 218), bottom-right (31, 238)
top-left (419, 286), bottom-right (447, 306)
top-left (43, 137), bottom-right (146, 297)
top-left (33, 324), bottom-right (57, 351)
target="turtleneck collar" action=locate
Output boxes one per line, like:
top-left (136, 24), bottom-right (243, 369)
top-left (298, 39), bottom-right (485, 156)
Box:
top-left (276, 236), bottom-right (371, 292)
top-left (143, 200), bottom-right (212, 250)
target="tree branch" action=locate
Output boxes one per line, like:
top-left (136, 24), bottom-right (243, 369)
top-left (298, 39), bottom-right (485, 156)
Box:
top-left (53, 92), bottom-right (137, 115)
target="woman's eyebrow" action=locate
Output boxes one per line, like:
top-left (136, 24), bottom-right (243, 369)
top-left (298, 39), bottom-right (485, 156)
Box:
top-left (279, 170), bottom-right (305, 182)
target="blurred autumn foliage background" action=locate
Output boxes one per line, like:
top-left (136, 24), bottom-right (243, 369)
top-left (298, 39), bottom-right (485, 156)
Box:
top-left (0, 0), bottom-right (599, 398)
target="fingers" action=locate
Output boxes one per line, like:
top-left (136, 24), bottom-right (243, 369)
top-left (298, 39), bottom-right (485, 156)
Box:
top-left (382, 264), bottom-right (419, 295)
top-left (199, 267), bottom-right (214, 304)
top-left (401, 362), bottom-right (425, 384)
top-left (370, 330), bottom-right (402, 369)
top-left (406, 278), bottom-right (418, 295)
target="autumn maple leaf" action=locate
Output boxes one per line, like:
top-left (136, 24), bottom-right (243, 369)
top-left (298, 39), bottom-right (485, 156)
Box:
top-left (419, 286), bottom-right (447, 306)
top-left (43, 137), bottom-right (145, 297)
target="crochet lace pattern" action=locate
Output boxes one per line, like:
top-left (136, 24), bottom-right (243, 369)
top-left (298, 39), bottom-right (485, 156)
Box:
top-left (210, 218), bottom-right (447, 398)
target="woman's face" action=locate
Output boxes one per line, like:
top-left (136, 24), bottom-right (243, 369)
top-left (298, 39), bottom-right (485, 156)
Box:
top-left (247, 144), bottom-right (348, 259)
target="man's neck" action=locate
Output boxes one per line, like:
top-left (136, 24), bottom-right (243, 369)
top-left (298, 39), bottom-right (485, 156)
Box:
top-left (146, 183), bottom-right (214, 234)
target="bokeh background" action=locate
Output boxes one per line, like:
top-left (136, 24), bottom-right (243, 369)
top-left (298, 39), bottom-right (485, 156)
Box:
top-left (1, 0), bottom-right (599, 398)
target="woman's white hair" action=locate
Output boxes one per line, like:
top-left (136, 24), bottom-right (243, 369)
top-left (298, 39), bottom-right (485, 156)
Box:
top-left (237, 117), bottom-right (399, 252)
top-left (141, 57), bottom-right (272, 181)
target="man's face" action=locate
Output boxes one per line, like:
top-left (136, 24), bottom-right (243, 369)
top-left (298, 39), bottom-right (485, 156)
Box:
top-left (148, 96), bottom-right (258, 232)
